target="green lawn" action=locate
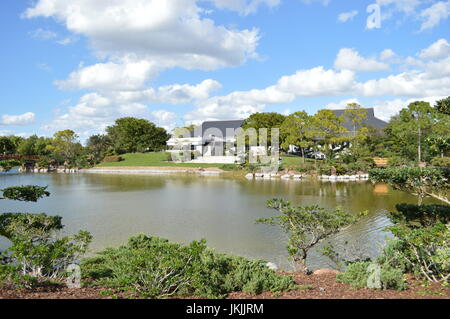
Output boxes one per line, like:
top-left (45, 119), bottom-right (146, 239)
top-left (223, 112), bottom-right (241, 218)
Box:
top-left (97, 152), bottom-right (312, 170)
top-left (280, 155), bottom-right (315, 167)
top-left (97, 152), bottom-right (225, 168)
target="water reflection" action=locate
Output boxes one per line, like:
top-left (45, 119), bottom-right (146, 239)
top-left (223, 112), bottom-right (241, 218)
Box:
top-left (0, 172), bottom-right (440, 270)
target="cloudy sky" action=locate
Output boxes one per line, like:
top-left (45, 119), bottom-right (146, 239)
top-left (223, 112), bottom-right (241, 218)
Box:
top-left (1, 0), bottom-right (450, 140)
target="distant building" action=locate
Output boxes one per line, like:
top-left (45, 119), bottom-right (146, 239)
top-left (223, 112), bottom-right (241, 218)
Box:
top-left (166, 120), bottom-right (244, 164)
top-left (330, 108), bottom-right (388, 134)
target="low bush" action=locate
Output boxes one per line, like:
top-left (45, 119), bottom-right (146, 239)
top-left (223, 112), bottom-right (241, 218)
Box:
top-left (431, 156), bottom-right (450, 168)
top-left (102, 155), bottom-right (124, 163)
top-left (336, 261), bottom-right (408, 291)
top-left (81, 235), bottom-right (296, 299)
top-left (390, 204), bottom-right (450, 228)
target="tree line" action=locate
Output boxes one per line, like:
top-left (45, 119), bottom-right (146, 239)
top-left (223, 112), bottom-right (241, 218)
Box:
top-left (1, 97), bottom-right (449, 169)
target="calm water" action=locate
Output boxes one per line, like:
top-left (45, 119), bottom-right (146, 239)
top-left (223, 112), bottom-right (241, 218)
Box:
top-left (0, 170), bottom-right (437, 270)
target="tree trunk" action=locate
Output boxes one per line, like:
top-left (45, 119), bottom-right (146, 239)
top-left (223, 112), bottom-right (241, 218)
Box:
top-left (301, 147), bottom-right (305, 164)
top-left (418, 127), bottom-right (422, 163)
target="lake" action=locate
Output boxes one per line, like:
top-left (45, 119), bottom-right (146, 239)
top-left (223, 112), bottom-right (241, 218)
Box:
top-left (0, 170), bottom-right (435, 270)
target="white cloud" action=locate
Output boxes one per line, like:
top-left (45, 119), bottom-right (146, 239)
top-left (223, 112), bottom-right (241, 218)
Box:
top-left (338, 10), bottom-right (358, 23)
top-left (1, 112), bottom-right (36, 126)
top-left (30, 28), bottom-right (57, 40)
top-left (334, 48), bottom-right (390, 72)
top-left (24, 0), bottom-right (261, 76)
top-left (150, 110), bottom-right (179, 131)
top-left (380, 49), bottom-right (396, 61)
top-left (418, 38), bottom-right (450, 59)
top-left (420, 1), bottom-right (450, 30)
top-left (209, 0), bottom-right (280, 15)
top-left (55, 59), bottom-right (161, 91)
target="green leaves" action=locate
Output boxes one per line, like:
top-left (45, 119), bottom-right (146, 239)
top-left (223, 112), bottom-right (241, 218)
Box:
top-left (106, 117), bottom-right (169, 154)
top-left (1, 186), bottom-right (50, 202)
top-left (81, 235), bottom-right (295, 298)
top-left (369, 167), bottom-right (450, 204)
top-left (259, 199), bottom-right (360, 272)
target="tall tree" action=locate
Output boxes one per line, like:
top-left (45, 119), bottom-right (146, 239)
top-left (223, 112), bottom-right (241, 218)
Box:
top-left (390, 102), bottom-right (436, 163)
top-left (311, 110), bottom-right (348, 160)
top-left (435, 96), bottom-right (450, 115)
top-left (242, 113), bottom-right (286, 147)
top-left (106, 117), bottom-right (169, 154)
top-left (86, 134), bottom-right (112, 163)
top-left (47, 130), bottom-right (83, 165)
top-left (280, 111), bottom-right (314, 162)
top-left (343, 103), bottom-right (368, 136)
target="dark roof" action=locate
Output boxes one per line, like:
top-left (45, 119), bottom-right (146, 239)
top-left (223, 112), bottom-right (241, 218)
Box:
top-left (184, 120), bottom-right (245, 138)
top-left (330, 108), bottom-right (387, 131)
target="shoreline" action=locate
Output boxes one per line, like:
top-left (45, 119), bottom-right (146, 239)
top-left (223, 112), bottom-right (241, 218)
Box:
top-left (83, 166), bottom-right (225, 176)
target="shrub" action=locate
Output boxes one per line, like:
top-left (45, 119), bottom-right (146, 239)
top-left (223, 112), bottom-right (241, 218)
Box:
top-left (81, 235), bottom-right (296, 299)
top-left (102, 155), bottom-right (124, 163)
top-left (0, 160), bottom-right (22, 172)
top-left (0, 213), bottom-right (92, 279)
top-left (390, 204), bottom-right (450, 228)
top-left (1, 186), bottom-right (50, 202)
top-left (387, 156), bottom-right (411, 167)
top-left (257, 199), bottom-right (362, 273)
top-left (337, 261), bottom-right (408, 291)
top-left (431, 157), bottom-right (450, 168)
top-left (385, 223), bottom-right (449, 283)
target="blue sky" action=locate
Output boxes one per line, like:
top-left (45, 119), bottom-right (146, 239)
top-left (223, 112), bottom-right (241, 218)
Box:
top-left (1, 0), bottom-right (450, 140)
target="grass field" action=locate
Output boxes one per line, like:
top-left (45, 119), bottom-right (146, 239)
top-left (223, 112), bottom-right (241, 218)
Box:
top-left (97, 152), bottom-right (225, 168)
top-left (97, 152), bottom-right (312, 170)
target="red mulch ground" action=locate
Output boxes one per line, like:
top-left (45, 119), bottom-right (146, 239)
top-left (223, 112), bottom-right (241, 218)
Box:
top-left (0, 273), bottom-right (448, 299)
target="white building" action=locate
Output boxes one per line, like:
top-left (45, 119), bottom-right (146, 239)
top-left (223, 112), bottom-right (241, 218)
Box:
top-left (167, 120), bottom-right (245, 164)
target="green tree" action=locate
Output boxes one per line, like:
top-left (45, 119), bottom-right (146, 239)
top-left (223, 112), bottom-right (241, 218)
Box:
top-left (106, 117), bottom-right (169, 154)
top-left (280, 111), bottom-right (315, 162)
top-left (242, 113), bottom-right (286, 146)
top-left (0, 137), bottom-right (16, 154)
top-left (257, 199), bottom-right (360, 273)
top-left (389, 102), bottom-right (436, 163)
top-left (369, 167), bottom-right (450, 205)
top-left (17, 135), bottom-right (52, 156)
top-left (435, 96), bottom-right (450, 115)
top-left (46, 130), bottom-right (83, 166)
top-left (311, 110), bottom-right (348, 160)
top-left (86, 134), bottom-right (112, 164)
top-left (343, 103), bottom-right (368, 137)
top-left (0, 186), bottom-right (91, 281)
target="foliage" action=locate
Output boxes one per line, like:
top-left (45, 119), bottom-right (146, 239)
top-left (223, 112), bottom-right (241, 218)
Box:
top-left (383, 223), bottom-right (449, 283)
top-left (1, 186), bottom-right (50, 202)
top-left (280, 111), bottom-right (315, 161)
top-left (46, 130), bottom-right (84, 166)
top-left (17, 135), bottom-right (52, 157)
top-left (0, 213), bottom-right (92, 279)
top-left (81, 235), bottom-right (296, 298)
top-left (426, 136), bottom-right (450, 159)
top-left (0, 186), bottom-right (91, 286)
top-left (386, 102), bottom-right (437, 162)
top-left (389, 204), bottom-right (450, 228)
top-left (336, 261), bottom-right (408, 291)
top-left (0, 160), bottom-right (22, 172)
top-left (435, 96), bottom-right (450, 115)
top-left (376, 203), bottom-right (450, 284)
top-left (242, 112), bottom-right (286, 147)
top-left (311, 110), bottom-right (348, 159)
top-left (431, 156), bottom-right (450, 168)
top-left (102, 155), bottom-right (124, 163)
top-left (369, 167), bottom-right (450, 204)
top-left (257, 199), bottom-right (361, 273)
top-left (106, 117), bottom-right (169, 154)
top-left (0, 136), bottom-right (18, 154)
top-left (86, 134), bottom-right (113, 164)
